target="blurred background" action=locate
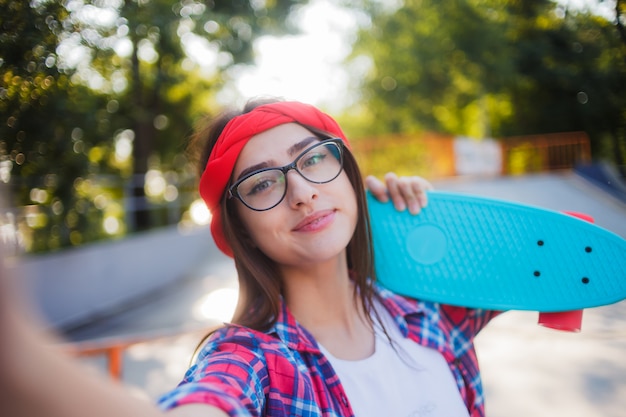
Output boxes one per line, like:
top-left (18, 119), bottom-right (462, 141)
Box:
top-left (1, 1), bottom-right (625, 416)
top-left (1, 0), bottom-right (624, 254)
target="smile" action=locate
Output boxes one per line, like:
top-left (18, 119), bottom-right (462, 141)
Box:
top-left (293, 210), bottom-right (336, 232)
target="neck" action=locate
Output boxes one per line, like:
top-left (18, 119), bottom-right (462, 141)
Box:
top-left (281, 258), bottom-right (375, 360)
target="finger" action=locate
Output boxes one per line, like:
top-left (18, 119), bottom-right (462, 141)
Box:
top-left (396, 176), bottom-right (433, 215)
top-left (364, 175), bottom-right (389, 202)
top-left (384, 172), bottom-right (406, 211)
top-left (396, 176), bottom-right (421, 214)
top-left (411, 176), bottom-right (434, 212)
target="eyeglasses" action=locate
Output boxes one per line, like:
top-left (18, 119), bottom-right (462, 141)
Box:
top-left (228, 138), bottom-right (345, 211)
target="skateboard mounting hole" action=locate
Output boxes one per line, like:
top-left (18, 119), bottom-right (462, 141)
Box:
top-left (582, 277), bottom-right (590, 284)
top-left (534, 271), bottom-right (541, 277)
top-left (537, 240), bottom-right (544, 246)
top-left (585, 246), bottom-right (592, 253)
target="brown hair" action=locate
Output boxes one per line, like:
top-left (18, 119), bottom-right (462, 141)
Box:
top-left (189, 98), bottom-right (379, 332)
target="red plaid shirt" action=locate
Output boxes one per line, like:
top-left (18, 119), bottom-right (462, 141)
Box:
top-left (158, 285), bottom-right (500, 416)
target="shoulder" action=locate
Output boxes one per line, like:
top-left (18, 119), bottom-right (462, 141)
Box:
top-left (180, 325), bottom-right (288, 386)
top-left (197, 324), bottom-right (283, 359)
top-left (375, 283), bottom-right (501, 334)
top-left (374, 283), bottom-right (424, 317)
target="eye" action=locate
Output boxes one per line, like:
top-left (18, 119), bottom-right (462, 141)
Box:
top-left (247, 179), bottom-right (273, 195)
top-left (242, 171), bottom-right (283, 196)
top-left (301, 152), bottom-right (327, 169)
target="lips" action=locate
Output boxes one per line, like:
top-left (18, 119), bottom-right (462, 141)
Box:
top-left (292, 209), bottom-right (336, 232)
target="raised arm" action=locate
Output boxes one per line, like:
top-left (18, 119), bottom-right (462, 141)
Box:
top-left (0, 249), bottom-right (228, 417)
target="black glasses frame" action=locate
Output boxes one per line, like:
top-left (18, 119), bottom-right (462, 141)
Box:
top-left (228, 138), bottom-right (345, 211)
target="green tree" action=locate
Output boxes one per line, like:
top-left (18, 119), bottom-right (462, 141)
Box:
top-left (0, 0), bottom-right (113, 251)
top-left (348, 0), bottom-right (626, 170)
top-left (0, 0), bottom-right (306, 252)
top-left (503, 1), bottom-right (626, 168)
top-left (350, 0), bottom-right (516, 138)
top-left (115, 1), bottom-right (265, 229)
top-left (56, 0), bottom-right (307, 232)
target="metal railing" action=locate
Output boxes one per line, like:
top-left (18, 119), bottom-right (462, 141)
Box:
top-left (352, 130), bottom-right (592, 178)
top-left (501, 131), bottom-right (591, 174)
top-left (66, 326), bottom-right (219, 380)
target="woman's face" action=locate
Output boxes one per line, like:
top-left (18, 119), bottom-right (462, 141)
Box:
top-left (231, 123), bottom-right (358, 268)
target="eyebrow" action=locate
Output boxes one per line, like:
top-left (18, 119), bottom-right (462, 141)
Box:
top-left (235, 136), bottom-right (319, 181)
top-left (287, 136), bottom-right (318, 156)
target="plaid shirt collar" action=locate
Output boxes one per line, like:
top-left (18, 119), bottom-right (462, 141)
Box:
top-left (267, 283), bottom-right (428, 353)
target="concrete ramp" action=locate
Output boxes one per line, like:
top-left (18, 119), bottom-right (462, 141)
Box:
top-left (11, 225), bottom-right (218, 329)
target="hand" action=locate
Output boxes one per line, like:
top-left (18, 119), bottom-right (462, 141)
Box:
top-left (365, 173), bottom-right (433, 215)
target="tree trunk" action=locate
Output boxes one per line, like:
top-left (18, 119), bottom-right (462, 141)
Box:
top-left (127, 2), bottom-right (153, 232)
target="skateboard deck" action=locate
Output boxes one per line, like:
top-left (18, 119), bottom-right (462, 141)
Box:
top-left (367, 191), bottom-right (626, 328)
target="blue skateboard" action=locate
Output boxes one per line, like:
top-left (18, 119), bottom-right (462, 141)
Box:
top-left (367, 191), bottom-right (626, 331)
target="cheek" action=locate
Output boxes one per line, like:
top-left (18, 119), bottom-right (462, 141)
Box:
top-left (236, 205), bottom-right (278, 249)
top-left (339, 175), bottom-right (359, 225)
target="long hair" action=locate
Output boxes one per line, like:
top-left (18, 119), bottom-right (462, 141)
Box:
top-left (189, 99), bottom-right (379, 333)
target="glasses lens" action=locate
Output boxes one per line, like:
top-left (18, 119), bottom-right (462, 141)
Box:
top-left (233, 140), bottom-right (344, 211)
top-left (296, 141), bottom-right (343, 184)
top-left (236, 169), bottom-right (286, 211)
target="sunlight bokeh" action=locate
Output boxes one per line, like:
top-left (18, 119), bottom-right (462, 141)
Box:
top-left (193, 287), bottom-right (239, 323)
top-left (189, 199), bottom-right (211, 225)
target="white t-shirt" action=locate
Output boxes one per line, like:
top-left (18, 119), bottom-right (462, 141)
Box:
top-left (318, 302), bottom-right (470, 417)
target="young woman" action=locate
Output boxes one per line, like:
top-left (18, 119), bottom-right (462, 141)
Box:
top-left (0, 99), bottom-right (499, 417)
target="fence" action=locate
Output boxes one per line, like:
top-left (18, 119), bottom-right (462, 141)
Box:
top-left (501, 132), bottom-right (592, 174)
top-left (67, 326), bottom-right (218, 380)
top-left (352, 131), bottom-right (591, 178)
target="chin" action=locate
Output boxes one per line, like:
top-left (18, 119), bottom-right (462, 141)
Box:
top-left (274, 241), bottom-right (348, 268)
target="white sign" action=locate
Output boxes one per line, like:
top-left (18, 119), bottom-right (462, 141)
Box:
top-left (453, 137), bottom-right (503, 176)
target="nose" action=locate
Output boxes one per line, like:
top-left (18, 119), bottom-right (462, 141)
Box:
top-left (285, 169), bottom-right (317, 208)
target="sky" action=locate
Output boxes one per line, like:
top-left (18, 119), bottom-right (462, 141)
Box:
top-left (228, 0), bottom-right (363, 112)
top-left (230, 0), bottom-right (617, 112)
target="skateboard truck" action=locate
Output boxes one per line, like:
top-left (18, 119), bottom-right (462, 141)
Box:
top-left (538, 310), bottom-right (583, 332)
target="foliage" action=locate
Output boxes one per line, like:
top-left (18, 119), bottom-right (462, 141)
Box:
top-left (1, 0), bottom-right (104, 251)
top-left (0, 0), bottom-right (305, 253)
top-left (347, 0), bottom-right (626, 171)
